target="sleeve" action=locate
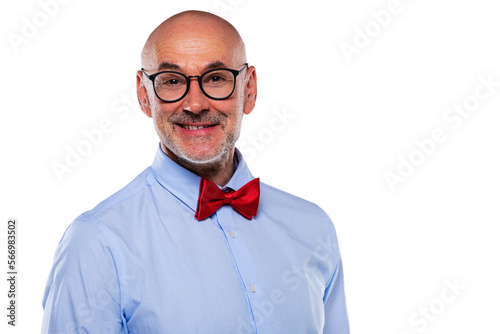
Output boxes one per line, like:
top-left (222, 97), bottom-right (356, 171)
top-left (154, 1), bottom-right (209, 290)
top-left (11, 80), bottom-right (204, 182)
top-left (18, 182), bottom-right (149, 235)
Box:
top-left (323, 257), bottom-right (350, 334)
top-left (318, 207), bottom-right (350, 334)
top-left (41, 219), bottom-right (126, 334)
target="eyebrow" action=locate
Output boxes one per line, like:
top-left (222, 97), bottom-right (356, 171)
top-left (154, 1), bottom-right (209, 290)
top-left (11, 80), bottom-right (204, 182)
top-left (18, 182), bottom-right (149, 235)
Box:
top-left (157, 62), bottom-right (182, 71)
top-left (203, 61), bottom-right (227, 71)
top-left (156, 60), bottom-right (229, 73)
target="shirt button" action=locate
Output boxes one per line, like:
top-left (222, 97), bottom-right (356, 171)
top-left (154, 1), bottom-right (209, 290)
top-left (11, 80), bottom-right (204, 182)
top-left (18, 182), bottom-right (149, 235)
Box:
top-left (229, 230), bottom-right (237, 238)
top-left (250, 284), bottom-right (257, 293)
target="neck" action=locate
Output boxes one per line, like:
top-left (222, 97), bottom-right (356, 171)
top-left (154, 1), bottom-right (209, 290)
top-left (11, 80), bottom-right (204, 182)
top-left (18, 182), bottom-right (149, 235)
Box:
top-left (161, 143), bottom-right (235, 186)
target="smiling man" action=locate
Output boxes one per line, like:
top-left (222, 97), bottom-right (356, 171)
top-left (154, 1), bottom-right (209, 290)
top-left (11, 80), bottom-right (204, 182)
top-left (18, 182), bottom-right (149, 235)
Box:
top-left (41, 10), bottom-right (350, 334)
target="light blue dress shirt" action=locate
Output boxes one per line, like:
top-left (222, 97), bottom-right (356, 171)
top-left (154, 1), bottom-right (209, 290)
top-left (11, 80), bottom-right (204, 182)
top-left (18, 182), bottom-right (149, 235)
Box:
top-left (42, 145), bottom-right (350, 333)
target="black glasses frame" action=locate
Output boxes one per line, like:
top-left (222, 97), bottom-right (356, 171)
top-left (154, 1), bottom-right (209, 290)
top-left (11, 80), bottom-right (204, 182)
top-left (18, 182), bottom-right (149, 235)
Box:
top-left (141, 63), bottom-right (249, 103)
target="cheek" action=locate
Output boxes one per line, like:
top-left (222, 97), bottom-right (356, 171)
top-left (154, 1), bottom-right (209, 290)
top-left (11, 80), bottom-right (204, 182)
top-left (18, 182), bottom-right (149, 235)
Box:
top-left (151, 108), bottom-right (173, 135)
top-left (214, 96), bottom-right (245, 125)
top-left (152, 109), bottom-right (164, 125)
top-left (152, 102), bottom-right (177, 122)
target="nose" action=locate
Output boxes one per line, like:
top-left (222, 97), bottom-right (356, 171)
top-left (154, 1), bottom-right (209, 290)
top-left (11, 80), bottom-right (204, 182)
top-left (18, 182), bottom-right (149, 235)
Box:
top-left (182, 77), bottom-right (210, 114)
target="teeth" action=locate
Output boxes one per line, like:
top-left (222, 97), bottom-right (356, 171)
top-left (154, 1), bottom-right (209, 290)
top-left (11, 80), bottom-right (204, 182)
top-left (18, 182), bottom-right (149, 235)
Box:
top-left (181, 124), bottom-right (212, 130)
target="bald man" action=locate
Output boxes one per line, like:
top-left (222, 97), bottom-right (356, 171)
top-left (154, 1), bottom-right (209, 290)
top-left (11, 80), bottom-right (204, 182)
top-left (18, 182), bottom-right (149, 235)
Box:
top-left (42, 10), bottom-right (350, 334)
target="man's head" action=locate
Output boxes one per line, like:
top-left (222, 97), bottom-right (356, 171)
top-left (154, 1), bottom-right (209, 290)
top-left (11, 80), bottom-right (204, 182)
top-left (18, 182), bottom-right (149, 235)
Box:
top-left (137, 10), bottom-right (257, 167)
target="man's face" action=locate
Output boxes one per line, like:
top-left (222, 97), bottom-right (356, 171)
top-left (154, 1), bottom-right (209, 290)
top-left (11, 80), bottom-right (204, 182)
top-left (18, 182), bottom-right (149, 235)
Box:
top-left (138, 23), bottom-right (256, 165)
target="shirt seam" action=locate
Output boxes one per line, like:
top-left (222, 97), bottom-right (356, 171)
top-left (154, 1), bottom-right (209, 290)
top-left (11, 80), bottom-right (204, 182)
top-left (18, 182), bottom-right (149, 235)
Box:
top-left (89, 168), bottom-right (153, 216)
top-left (74, 218), bottom-right (129, 325)
top-left (324, 256), bottom-right (341, 306)
top-left (327, 256), bottom-right (341, 287)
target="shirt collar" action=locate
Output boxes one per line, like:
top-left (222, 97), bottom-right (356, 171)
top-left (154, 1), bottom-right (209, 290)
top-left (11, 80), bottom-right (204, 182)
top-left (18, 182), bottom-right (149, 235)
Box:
top-left (151, 144), bottom-right (255, 213)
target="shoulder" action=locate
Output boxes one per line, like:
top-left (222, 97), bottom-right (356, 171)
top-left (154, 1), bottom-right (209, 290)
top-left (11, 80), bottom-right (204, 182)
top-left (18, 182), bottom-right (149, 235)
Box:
top-left (46, 168), bottom-right (157, 289)
top-left (52, 219), bottom-right (115, 272)
top-left (76, 167), bottom-right (154, 225)
top-left (259, 181), bottom-right (331, 220)
top-left (48, 169), bottom-right (156, 284)
top-left (259, 181), bottom-right (338, 241)
top-left (258, 181), bottom-right (342, 267)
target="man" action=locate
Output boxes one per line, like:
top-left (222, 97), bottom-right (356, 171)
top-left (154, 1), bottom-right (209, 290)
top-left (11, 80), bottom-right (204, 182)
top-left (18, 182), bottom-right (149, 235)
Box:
top-left (42, 10), bottom-right (350, 333)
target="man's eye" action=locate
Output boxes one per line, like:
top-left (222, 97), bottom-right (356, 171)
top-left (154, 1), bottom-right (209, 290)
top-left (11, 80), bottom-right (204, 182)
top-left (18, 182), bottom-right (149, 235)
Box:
top-left (205, 74), bottom-right (230, 85)
top-left (164, 79), bottom-right (180, 85)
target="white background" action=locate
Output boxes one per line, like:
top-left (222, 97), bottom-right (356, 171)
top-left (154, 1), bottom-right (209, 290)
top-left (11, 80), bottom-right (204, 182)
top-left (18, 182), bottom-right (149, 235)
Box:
top-left (1, 0), bottom-right (499, 333)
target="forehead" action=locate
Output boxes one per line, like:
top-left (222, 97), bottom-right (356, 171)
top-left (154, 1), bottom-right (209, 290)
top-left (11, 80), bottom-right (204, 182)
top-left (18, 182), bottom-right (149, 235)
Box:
top-left (147, 24), bottom-right (242, 71)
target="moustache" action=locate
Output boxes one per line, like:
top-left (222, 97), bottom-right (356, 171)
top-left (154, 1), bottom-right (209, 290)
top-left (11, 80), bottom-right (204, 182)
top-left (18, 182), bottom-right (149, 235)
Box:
top-left (167, 109), bottom-right (227, 126)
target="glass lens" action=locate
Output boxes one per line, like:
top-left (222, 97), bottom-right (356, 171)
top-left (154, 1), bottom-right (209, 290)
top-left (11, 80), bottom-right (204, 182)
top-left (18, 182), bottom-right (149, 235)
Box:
top-left (154, 72), bottom-right (187, 101)
top-left (201, 70), bottom-right (235, 99)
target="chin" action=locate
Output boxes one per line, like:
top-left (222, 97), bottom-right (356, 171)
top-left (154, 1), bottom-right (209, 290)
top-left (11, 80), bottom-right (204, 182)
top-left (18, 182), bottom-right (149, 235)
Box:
top-left (175, 146), bottom-right (230, 165)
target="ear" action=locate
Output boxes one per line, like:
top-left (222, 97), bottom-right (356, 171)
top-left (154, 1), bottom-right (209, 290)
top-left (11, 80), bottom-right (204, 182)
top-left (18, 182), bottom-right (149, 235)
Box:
top-left (136, 70), bottom-right (152, 118)
top-left (243, 65), bottom-right (257, 115)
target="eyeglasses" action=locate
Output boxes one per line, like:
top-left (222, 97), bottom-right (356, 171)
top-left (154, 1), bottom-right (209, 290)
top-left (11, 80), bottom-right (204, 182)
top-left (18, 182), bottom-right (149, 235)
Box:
top-left (141, 63), bottom-right (249, 103)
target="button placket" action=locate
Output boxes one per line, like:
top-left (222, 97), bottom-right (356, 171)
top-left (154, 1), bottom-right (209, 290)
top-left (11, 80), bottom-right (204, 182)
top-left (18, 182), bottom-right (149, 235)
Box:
top-left (217, 206), bottom-right (260, 326)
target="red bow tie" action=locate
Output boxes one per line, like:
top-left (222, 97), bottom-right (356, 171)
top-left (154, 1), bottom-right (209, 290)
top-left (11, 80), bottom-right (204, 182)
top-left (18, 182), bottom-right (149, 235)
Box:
top-left (195, 177), bottom-right (260, 221)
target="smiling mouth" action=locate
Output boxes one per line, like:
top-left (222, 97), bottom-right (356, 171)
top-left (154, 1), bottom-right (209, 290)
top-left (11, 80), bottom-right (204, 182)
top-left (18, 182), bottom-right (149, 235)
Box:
top-left (177, 124), bottom-right (217, 130)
